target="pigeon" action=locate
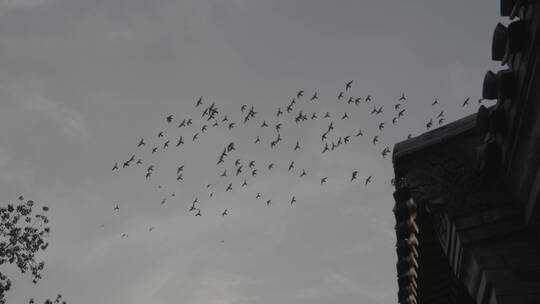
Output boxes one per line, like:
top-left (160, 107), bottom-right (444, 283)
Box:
top-left (300, 169), bottom-right (307, 177)
top-left (345, 80), bottom-right (353, 91)
top-left (114, 204), bottom-right (119, 211)
top-left (392, 117), bottom-right (398, 125)
top-left (186, 118), bottom-right (193, 125)
top-left (166, 115), bottom-right (173, 124)
top-left (276, 123), bottom-right (282, 132)
top-left (195, 209), bottom-right (202, 216)
top-left (158, 131), bottom-right (164, 138)
top-left (138, 138), bottom-right (145, 147)
top-left (176, 174), bottom-right (183, 181)
top-left (266, 199), bottom-right (271, 206)
top-left (310, 92), bottom-right (318, 101)
top-left (256, 193), bottom-right (261, 199)
top-left (365, 95), bottom-right (372, 102)
top-left (351, 171), bottom-right (358, 182)
top-left (236, 166), bottom-right (242, 176)
top-left (398, 109), bottom-right (405, 118)
top-left (297, 90), bottom-right (304, 99)
top-left (241, 104), bottom-right (247, 112)
top-left (221, 170), bottom-right (227, 177)
top-left (290, 196), bottom-right (296, 205)
top-left (242, 179), bottom-right (248, 187)
top-left (163, 140), bottom-right (169, 149)
top-left (201, 125), bottom-right (208, 132)
top-left (294, 141), bottom-right (301, 151)
top-left (122, 161), bottom-right (130, 168)
top-left (462, 97), bottom-right (470, 107)
top-left (288, 161), bottom-right (294, 171)
top-left (268, 163), bottom-right (274, 170)
top-left (355, 129), bottom-right (363, 137)
top-left (432, 99), bottom-right (438, 106)
top-left (324, 112), bottom-right (331, 118)
top-left (365, 175), bottom-right (372, 185)
top-left (378, 122), bottom-right (385, 131)
top-left (341, 112), bottom-right (349, 120)
top-left (136, 158), bottom-right (142, 165)
top-left (399, 93), bottom-right (406, 101)
top-left (249, 160), bottom-right (255, 169)
top-left (192, 133), bottom-right (199, 141)
top-left (251, 169), bottom-right (258, 177)
top-left (426, 119), bottom-right (433, 129)
top-left (176, 137), bottom-right (184, 147)
top-left (261, 121), bottom-right (268, 128)
top-left (112, 162), bottom-right (119, 171)
top-left (437, 110), bottom-right (444, 118)
top-left (196, 96), bottom-right (203, 107)
top-left (338, 92), bottom-right (344, 100)
top-left (226, 183), bottom-right (233, 192)
top-left (222, 209), bottom-right (228, 216)
top-left (254, 136), bottom-right (261, 144)
top-left (178, 119), bottom-right (186, 128)
top-left (394, 104), bottom-right (402, 110)
top-left (228, 123), bottom-right (235, 130)
top-left (320, 177), bottom-right (328, 185)
top-left (372, 136), bottom-right (379, 145)
top-left (276, 108), bottom-right (283, 117)
top-left (438, 118), bottom-right (445, 125)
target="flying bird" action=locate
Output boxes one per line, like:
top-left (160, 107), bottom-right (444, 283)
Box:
top-left (294, 141), bottom-right (300, 151)
top-left (372, 136), bottom-right (379, 145)
top-left (158, 131), bottom-right (164, 138)
top-left (300, 169), bottom-right (307, 177)
top-left (462, 97), bottom-right (470, 107)
top-left (320, 177), bottom-right (328, 185)
top-left (261, 121), bottom-right (268, 128)
top-left (137, 138), bottom-right (145, 147)
top-left (112, 162), bottom-right (119, 171)
top-left (310, 92), bottom-right (318, 101)
top-left (297, 90), bottom-right (304, 99)
top-left (226, 183), bottom-right (233, 192)
top-left (288, 161), bottom-right (295, 171)
top-left (196, 97), bottom-right (203, 107)
top-left (114, 204), bottom-right (119, 211)
top-left (345, 80), bottom-right (353, 91)
top-left (290, 196), bottom-right (296, 205)
top-left (432, 99), bottom-right (439, 106)
top-left (338, 92), bottom-right (344, 100)
top-left (166, 115), bottom-right (173, 124)
top-left (351, 171), bottom-right (358, 182)
top-left (399, 93), bottom-right (406, 101)
top-left (222, 209), bottom-right (228, 216)
top-left (365, 175), bottom-right (372, 185)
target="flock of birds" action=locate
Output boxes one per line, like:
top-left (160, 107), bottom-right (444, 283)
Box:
top-left (109, 81), bottom-right (481, 237)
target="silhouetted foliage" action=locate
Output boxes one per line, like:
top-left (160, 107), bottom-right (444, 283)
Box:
top-left (0, 196), bottom-right (66, 304)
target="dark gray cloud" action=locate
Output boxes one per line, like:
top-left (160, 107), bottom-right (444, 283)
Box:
top-left (0, 0), bottom-right (499, 303)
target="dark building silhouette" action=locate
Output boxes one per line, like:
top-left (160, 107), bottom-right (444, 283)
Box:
top-left (392, 1), bottom-right (540, 303)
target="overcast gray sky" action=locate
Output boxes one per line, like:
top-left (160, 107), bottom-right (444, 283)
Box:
top-left (0, 0), bottom-right (501, 303)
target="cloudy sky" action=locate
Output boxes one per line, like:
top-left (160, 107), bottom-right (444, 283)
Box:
top-left (0, 0), bottom-right (501, 303)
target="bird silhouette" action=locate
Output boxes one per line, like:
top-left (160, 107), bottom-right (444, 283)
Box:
top-left (261, 121), bottom-right (268, 127)
top-left (300, 169), bottom-right (307, 177)
top-left (254, 136), bottom-right (261, 144)
top-left (297, 90), bottom-right (304, 98)
top-left (228, 122), bottom-right (235, 130)
top-left (320, 177), bottom-right (328, 185)
top-left (372, 136), bottom-right (379, 145)
top-left (163, 140), bottom-right (169, 149)
top-left (158, 131), bottom-right (164, 138)
top-left (345, 80), bottom-right (353, 91)
top-left (178, 119), bottom-right (186, 128)
top-left (256, 193), bottom-right (261, 199)
top-left (221, 169), bottom-right (227, 177)
top-left (437, 110), bottom-right (444, 118)
top-left (138, 138), bottom-right (145, 147)
top-left (294, 141), bottom-right (301, 151)
top-left (288, 161), bottom-right (295, 171)
top-left (195, 209), bottom-right (202, 216)
top-left (236, 166), bottom-right (242, 176)
top-left (399, 93), bottom-right (406, 101)
top-left (276, 123), bottom-right (282, 132)
top-left (196, 97), bottom-right (203, 107)
top-left (462, 97), bottom-right (470, 107)
top-left (192, 133), bottom-right (199, 141)
top-left (355, 129), bottom-right (363, 137)
top-left (266, 199), bottom-right (271, 206)
top-left (290, 196), bottom-right (296, 205)
top-left (166, 115), bottom-right (173, 124)
top-left (310, 92), bottom-right (318, 101)
top-left (324, 112), bottom-right (331, 118)
top-left (112, 162), bottom-right (119, 171)
top-left (426, 119), bottom-right (433, 129)
top-left (241, 104), bottom-right (247, 112)
top-left (176, 174), bottom-right (183, 181)
top-left (242, 179), bottom-right (248, 187)
top-left (176, 137), bottom-right (184, 147)
top-left (251, 169), bottom-right (258, 177)
top-left (365, 175), bottom-right (372, 185)
top-left (398, 109), bottom-right (406, 118)
top-left (365, 95), bottom-right (372, 102)
top-left (341, 112), bottom-right (349, 120)
top-left (351, 171), bottom-right (358, 182)
top-left (378, 122), bottom-right (385, 131)
top-left (136, 158), bottom-right (142, 165)
top-left (187, 118), bottom-right (193, 125)
top-left (114, 204), bottom-right (119, 211)
top-left (432, 99), bottom-right (438, 106)
top-left (268, 163), bottom-right (274, 170)
top-left (276, 108), bottom-right (283, 117)
top-left (226, 183), bottom-right (233, 192)
top-left (438, 118), bottom-right (445, 125)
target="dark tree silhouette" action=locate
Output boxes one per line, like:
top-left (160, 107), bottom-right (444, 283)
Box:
top-left (0, 196), bottom-right (66, 304)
